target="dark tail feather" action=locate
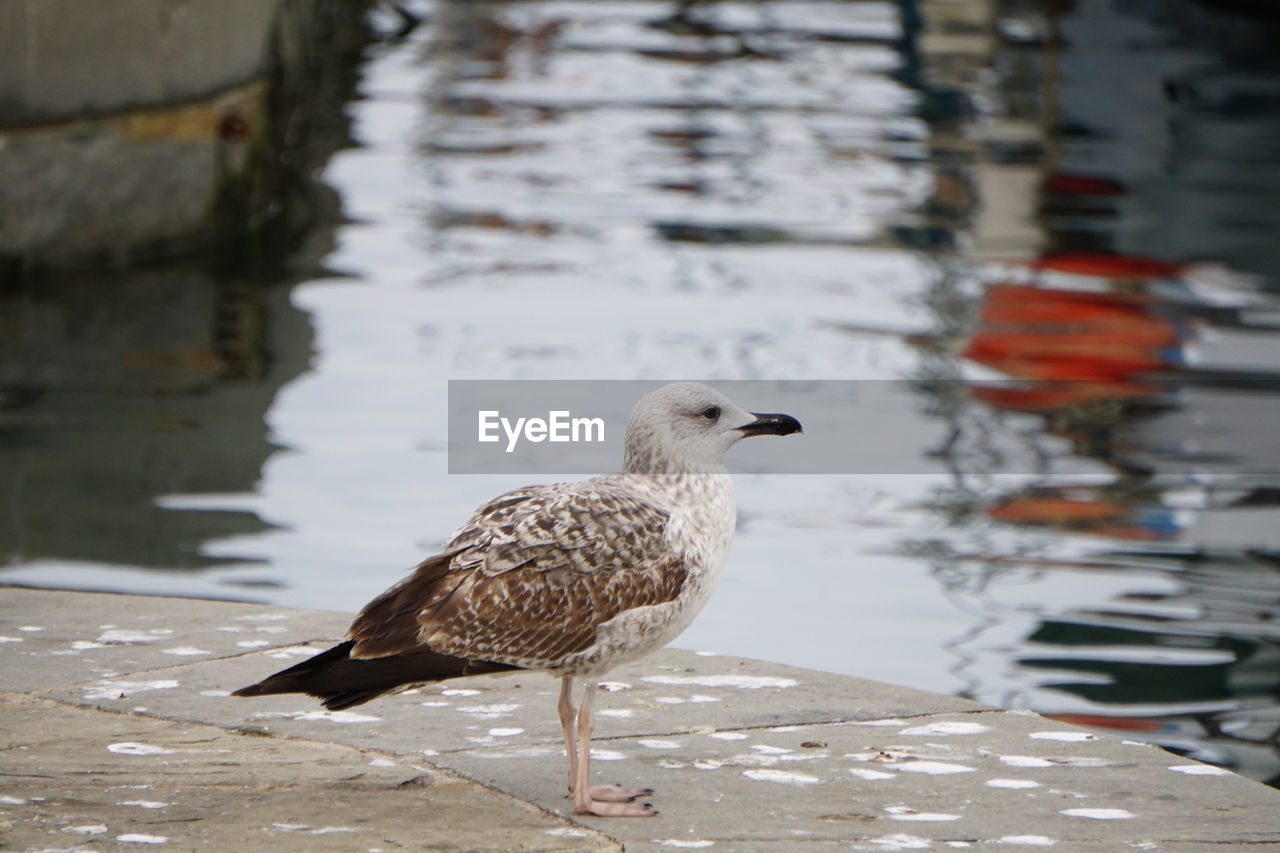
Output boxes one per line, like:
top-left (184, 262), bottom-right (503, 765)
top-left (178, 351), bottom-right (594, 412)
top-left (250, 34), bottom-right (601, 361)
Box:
top-left (348, 553), bottom-right (457, 658)
top-left (232, 639), bottom-right (520, 710)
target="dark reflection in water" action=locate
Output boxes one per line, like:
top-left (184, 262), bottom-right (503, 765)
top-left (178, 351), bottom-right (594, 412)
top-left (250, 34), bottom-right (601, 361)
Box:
top-left (0, 5), bottom-right (372, 580)
top-left (906, 0), bottom-right (1280, 785)
top-left (1, 267), bottom-right (293, 570)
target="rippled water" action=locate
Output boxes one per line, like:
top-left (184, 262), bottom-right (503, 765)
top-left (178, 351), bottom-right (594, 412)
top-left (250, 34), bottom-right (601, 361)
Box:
top-left (3, 1), bottom-right (1280, 785)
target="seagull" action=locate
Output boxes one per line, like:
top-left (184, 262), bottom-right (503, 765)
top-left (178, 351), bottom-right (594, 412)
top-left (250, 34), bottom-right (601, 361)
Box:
top-left (233, 382), bottom-right (801, 817)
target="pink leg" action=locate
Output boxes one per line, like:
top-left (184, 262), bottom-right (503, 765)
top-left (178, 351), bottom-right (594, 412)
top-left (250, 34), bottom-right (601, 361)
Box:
top-left (559, 677), bottom-right (653, 804)
top-left (571, 680), bottom-right (657, 817)
top-left (558, 676), bottom-right (578, 794)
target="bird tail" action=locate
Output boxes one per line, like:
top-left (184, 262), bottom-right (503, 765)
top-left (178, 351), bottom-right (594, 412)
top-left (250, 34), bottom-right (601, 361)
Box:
top-left (231, 639), bottom-right (518, 710)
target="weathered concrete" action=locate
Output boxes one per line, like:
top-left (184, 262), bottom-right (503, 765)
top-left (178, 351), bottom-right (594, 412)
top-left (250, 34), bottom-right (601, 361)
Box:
top-left (0, 0), bottom-right (362, 270)
top-left (2, 587), bottom-right (1278, 851)
top-left (0, 693), bottom-right (612, 852)
top-left (0, 0), bottom-right (282, 125)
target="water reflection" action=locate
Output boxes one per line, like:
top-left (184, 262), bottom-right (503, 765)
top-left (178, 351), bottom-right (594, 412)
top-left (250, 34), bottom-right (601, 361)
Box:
top-left (0, 4), bottom-right (371, 582)
top-left (0, 266), bottom-right (298, 571)
top-left (910, 0), bottom-right (1280, 785)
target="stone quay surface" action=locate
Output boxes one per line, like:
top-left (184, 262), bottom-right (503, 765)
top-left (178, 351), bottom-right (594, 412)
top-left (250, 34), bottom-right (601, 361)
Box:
top-left (2, 587), bottom-right (1277, 851)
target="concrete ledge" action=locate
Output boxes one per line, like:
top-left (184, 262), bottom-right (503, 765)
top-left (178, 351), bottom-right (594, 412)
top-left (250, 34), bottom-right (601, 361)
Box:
top-left (2, 588), bottom-right (1277, 850)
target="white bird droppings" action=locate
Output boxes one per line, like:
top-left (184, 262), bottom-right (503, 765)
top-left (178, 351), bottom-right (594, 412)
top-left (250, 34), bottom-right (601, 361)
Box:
top-left (1169, 764), bottom-right (1231, 776)
top-left (742, 768), bottom-right (819, 786)
top-left (252, 709), bottom-right (380, 724)
top-left (96, 629), bottom-right (172, 644)
top-left (489, 727), bottom-right (524, 737)
top-left (1060, 808), bottom-right (1135, 820)
top-left (898, 721), bottom-right (990, 736)
top-left (18, 625), bottom-right (43, 632)
top-left (200, 690), bottom-right (232, 698)
top-left (117, 833), bottom-right (170, 844)
top-left (849, 768), bottom-right (897, 781)
top-left (0, 795), bottom-right (28, 805)
top-left (120, 800), bottom-right (172, 809)
top-left (70, 640), bottom-right (105, 650)
top-left (1053, 757), bottom-right (1113, 768)
top-left (638, 738), bottom-right (684, 749)
top-left (658, 840), bottom-right (715, 848)
top-left (642, 674), bottom-right (798, 690)
top-left (999, 835), bottom-right (1057, 846)
top-left (709, 731), bottom-right (748, 740)
top-left (999, 755), bottom-right (1054, 768)
top-left (885, 806), bottom-right (961, 822)
top-left (162, 646), bottom-right (210, 656)
top-left (369, 758), bottom-right (397, 767)
top-left (987, 778), bottom-right (1041, 789)
top-left (870, 834), bottom-right (931, 849)
top-left (598, 708), bottom-right (633, 718)
top-left (897, 761), bottom-right (975, 775)
top-left (441, 688), bottom-right (481, 696)
top-left (108, 742), bottom-right (175, 756)
top-left (0, 636), bottom-right (24, 643)
top-left (293, 710), bottom-right (381, 723)
top-left (64, 824), bottom-right (107, 835)
top-left (236, 640), bottom-right (271, 648)
top-left (589, 748), bottom-right (627, 761)
top-left (268, 823), bottom-right (354, 834)
top-left (1030, 731), bottom-right (1096, 742)
top-left (546, 828), bottom-right (589, 838)
top-left (750, 744), bottom-right (793, 755)
top-left (598, 681), bottom-right (631, 692)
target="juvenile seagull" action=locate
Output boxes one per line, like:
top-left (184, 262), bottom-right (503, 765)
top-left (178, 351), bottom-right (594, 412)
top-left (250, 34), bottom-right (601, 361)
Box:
top-left (233, 382), bottom-right (800, 817)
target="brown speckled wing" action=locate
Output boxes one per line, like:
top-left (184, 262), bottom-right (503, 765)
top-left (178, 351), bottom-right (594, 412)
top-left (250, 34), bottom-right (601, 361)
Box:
top-left (348, 482), bottom-right (688, 668)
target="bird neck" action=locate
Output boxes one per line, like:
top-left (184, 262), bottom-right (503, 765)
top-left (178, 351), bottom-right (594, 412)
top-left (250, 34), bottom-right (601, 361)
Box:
top-left (622, 448), bottom-right (728, 476)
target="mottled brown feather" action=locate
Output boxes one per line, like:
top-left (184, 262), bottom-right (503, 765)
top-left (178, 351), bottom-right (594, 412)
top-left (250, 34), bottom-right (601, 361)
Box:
top-left (348, 481), bottom-right (689, 669)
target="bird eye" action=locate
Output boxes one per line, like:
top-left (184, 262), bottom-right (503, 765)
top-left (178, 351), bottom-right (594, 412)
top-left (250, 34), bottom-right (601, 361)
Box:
top-left (701, 405), bottom-right (721, 421)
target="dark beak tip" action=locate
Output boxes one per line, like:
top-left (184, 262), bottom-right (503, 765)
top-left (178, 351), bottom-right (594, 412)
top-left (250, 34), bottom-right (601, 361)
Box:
top-left (739, 412), bottom-right (803, 437)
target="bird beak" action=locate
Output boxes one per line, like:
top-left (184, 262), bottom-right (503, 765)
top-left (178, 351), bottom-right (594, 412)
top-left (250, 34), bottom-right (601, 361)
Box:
top-left (735, 412), bottom-right (802, 437)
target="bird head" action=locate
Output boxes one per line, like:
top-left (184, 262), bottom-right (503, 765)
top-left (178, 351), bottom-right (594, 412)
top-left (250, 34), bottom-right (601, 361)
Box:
top-left (623, 382), bottom-right (801, 474)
